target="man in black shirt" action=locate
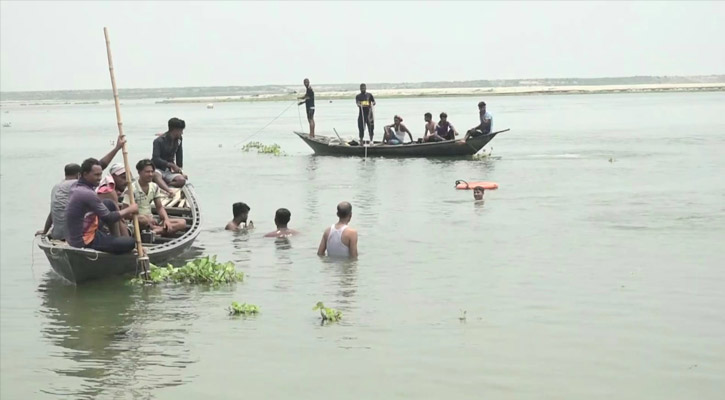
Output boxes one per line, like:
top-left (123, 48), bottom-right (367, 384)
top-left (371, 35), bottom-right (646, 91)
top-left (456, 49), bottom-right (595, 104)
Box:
top-left (297, 78), bottom-right (315, 137)
top-left (355, 83), bottom-right (376, 142)
top-left (152, 117), bottom-right (186, 188)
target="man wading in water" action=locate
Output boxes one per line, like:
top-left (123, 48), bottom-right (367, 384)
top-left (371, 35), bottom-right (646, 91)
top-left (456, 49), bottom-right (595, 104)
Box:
top-left (317, 201), bottom-right (358, 259)
top-left (355, 83), bottom-right (376, 144)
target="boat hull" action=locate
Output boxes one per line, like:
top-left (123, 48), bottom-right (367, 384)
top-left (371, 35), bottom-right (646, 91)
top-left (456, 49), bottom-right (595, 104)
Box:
top-left (38, 184), bottom-right (202, 284)
top-left (293, 130), bottom-right (506, 157)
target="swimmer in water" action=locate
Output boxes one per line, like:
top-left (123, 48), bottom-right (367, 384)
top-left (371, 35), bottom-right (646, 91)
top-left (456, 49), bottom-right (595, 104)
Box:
top-left (473, 186), bottom-right (485, 201)
top-left (225, 202), bottom-right (254, 231)
top-left (264, 208), bottom-right (299, 238)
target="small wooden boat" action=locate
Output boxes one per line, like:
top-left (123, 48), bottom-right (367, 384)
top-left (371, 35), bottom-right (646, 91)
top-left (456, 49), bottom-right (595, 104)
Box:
top-left (293, 129), bottom-right (508, 157)
top-left (38, 184), bottom-right (202, 284)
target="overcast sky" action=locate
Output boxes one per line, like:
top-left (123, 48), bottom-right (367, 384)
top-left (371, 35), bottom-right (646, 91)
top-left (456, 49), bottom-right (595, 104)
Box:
top-left (1, 1), bottom-right (723, 92)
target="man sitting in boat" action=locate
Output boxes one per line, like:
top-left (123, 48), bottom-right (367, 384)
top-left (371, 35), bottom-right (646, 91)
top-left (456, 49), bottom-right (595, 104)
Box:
top-left (152, 117), bottom-right (187, 188)
top-left (226, 202), bottom-right (254, 231)
top-left (66, 158), bottom-right (139, 254)
top-left (423, 112), bottom-right (436, 142)
top-left (426, 112), bottom-right (457, 142)
top-left (264, 208), bottom-right (299, 238)
top-left (36, 136), bottom-right (126, 240)
top-left (97, 163), bottom-right (128, 204)
top-left (124, 159), bottom-right (187, 237)
top-left (383, 115), bottom-right (413, 145)
top-left (464, 101), bottom-right (493, 141)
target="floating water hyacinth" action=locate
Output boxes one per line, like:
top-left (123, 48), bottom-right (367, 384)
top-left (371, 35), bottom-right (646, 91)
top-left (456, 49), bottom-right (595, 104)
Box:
top-left (130, 255), bottom-right (244, 285)
top-left (228, 302), bottom-right (260, 316)
top-left (241, 141), bottom-right (285, 156)
top-left (313, 301), bottom-right (342, 323)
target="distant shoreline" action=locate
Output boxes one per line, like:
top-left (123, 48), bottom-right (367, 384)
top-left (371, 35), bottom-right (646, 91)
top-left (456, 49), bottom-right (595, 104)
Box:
top-left (155, 83), bottom-right (725, 104)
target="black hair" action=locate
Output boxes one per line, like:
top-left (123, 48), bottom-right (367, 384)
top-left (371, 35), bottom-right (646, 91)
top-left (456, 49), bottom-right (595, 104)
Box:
top-left (64, 163), bottom-right (81, 176)
top-left (136, 158), bottom-right (155, 172)
top-left (440, 112), bottom-right (448, 119)
top-left (424, 112), bottom-right (432, 119)
top-left (233, 202), bottom-right (250, 218)
top-left (337, 201), bottom-right (352, 219)
top-left (80, 158), bottom-right (101, 174)
top-left (478, 101), bottom-right (486, 108)
top-left (275, 208), bottom-right (291, 225)
top-left (473, 186), bottom-right (485, 192)
top-left (168, 117), bottom-right (186, 131)
top-left (360, 83), bottom-right (366, 88)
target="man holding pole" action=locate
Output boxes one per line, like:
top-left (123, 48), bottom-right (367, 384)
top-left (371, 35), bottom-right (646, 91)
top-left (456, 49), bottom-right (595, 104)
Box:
top-left (298, 78), bottom-right (315, 138)
top-left (355, 83), bottom-right (375, 143)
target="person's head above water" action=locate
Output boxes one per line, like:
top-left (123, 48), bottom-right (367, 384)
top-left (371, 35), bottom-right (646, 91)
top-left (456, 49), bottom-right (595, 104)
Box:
top-left (275, 208), bottom-right (291, 228)
top-left (233, 202), bottom-right (251, 221)
top-left (337, 201), bottom-right (352, 222)
top-left (473, 186), bottom-right (485, 201)
top-left (359, 83), bottom-right (366, 94)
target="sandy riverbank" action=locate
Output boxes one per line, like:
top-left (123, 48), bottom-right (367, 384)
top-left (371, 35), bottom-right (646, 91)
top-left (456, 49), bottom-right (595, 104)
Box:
top-left (156, 82), bottom-right (724, 104)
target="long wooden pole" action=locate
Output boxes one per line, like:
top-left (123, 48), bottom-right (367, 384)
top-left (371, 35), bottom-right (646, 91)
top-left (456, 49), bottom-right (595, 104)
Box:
top-left (103, 27), bottom-right (149, 278)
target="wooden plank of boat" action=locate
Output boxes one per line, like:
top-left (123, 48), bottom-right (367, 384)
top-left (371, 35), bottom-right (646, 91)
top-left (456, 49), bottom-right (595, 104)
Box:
top-left (293, 129), bottom-right (508, 157)
top-left (37, 184), bottom-right (202, 284)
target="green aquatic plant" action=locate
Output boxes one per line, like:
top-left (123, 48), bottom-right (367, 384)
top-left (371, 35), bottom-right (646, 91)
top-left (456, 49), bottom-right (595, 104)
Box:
top-left (313, 301), bottom-right (342, 322)
top-left (241, 141), bottom-right (285, 156)
top-left (228, 302), bottom-right (260, 316)
top-left (130, 255), bottom-right (244, 285)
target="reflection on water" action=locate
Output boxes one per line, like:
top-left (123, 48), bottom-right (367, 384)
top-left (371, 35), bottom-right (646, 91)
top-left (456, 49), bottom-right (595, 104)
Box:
top-left (37, 275), bottom-right (197, 399)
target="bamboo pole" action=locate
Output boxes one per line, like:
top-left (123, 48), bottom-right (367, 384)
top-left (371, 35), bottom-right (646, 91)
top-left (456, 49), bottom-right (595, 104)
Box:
top-left (103, 27), bottom-right (150, 278)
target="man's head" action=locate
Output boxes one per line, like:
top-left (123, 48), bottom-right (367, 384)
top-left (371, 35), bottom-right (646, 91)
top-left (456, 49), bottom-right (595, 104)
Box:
top-left (424, 112), bottom-right (432, 122)
top-left (80, 158), bottom-right (103, 186)
top-left (303, 78), bottom-right (310, 88)
top-left (64, 163), bottom-right (81, 179)
top-left (473, 186), bottom-right (485, 201)
top-left (108, 163), bottom-right (128, 191)
top-left (478, 101), bottom-right (486, 113)
top-left (168, 117), bottom-right (185, 140)
top-left (440, 112), bottom-right (448, 122)
top-left (394, 115), bottom-right (403, 124)
top-left (233, 202), bottom-right (251, 222)
top-left (360, 83), bottom-right (366, 93)
top-left (274, 208), bottom-right (291, 227)
top-left (135, 159), bottom-right (155, 184)
top-left (336, 201), bottom-right (352, 222)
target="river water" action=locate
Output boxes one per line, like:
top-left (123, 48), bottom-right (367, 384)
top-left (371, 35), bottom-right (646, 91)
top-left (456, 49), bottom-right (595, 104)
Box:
top-left (1, 92), bottom-right (724, 399)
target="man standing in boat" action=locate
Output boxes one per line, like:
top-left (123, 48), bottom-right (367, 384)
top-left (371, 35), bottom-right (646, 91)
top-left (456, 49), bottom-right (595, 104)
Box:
top-left (298, 78), bottom-right (315, 138)
top-left (152, 117), bottom-right (187, 188)
top-left (355, 83), bottom-right (375, 143)
top-left (464, 101), bottom-right (493, 141)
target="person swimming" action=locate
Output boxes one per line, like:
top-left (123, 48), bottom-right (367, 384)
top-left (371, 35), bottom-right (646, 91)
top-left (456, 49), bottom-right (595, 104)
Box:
top-left (225, 202), bottom-right (254, 231)
top-left (264, 208), bottom-right (299, 238)
top-left (317, 201), bottom-right (358, 258)
top-left (473, 186), bottom-right (485, 201)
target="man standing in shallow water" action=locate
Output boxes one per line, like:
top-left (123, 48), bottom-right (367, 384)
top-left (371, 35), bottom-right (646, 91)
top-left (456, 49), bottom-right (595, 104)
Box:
top-left (264, 208), bottom-right (299, 238)
top-left (317, 201), bottom-right (358, 259)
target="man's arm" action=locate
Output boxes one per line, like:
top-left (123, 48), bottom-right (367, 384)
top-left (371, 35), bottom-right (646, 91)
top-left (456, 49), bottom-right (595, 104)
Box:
top-left (403, 124), bottom-right (414, 142)
top-left (176, 140), bottom-right (183, 169)
top-left (347, 229), bottom-right (358, 259)
top-left (370, 94), bottom-right (376, 106)
top-left (154, 198), bottom-right (173, 232)
top-left (37, 212), bottom-right (52, 235)
top-left (317, 229), bottom-right (329, 256)
top-left (98, 135), bottom-right (125, 169)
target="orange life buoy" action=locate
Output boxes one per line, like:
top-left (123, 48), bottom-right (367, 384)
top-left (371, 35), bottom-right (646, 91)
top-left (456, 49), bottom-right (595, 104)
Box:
top-left (455, 180), bottom-right (498, 190)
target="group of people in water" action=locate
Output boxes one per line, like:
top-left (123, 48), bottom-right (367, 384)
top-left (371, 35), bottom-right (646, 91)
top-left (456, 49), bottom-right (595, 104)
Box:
top-left (297, 80), bottom-right (494, 145)
top-left (37, 116), bottom-right (360, 258)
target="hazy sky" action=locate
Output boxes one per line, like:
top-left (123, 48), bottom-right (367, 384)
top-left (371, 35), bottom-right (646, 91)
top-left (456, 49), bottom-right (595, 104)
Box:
top-left (1, 1), bottom-right (723, 91)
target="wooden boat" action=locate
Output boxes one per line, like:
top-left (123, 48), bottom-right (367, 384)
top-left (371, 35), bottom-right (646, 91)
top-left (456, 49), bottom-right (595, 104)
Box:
top-left (293, 129), bottom-right (508, 157)
top-left (37, 184), bottom-right (202, 284)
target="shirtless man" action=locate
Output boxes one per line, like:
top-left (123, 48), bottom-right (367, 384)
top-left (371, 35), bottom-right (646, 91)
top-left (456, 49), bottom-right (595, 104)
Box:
top-left (264, 208), bottom-right (299, 238)
top-left (423, 112), bottom-right (436, 142)
top-left (383, 115), bottom-right (413, 145)
top-left (225, 202), bottom-right (254, 231)
top-left (317, 201), bottom-right (358, 259)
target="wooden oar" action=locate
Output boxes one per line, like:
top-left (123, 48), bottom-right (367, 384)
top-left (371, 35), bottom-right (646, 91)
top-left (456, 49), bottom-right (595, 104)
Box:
top-left (103, 27), bottom-right (150, 279)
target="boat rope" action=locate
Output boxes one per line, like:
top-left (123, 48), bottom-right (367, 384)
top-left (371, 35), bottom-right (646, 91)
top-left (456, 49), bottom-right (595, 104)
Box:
top-left (84, 251), bottom-right (99, 261)
top-left (30, 236), bottom-right (38, 283)
top-left (49, 245), bottom-right (59, 256)
top-left (455, 179), bottom-right (469, 189)
top-left (233, 100), bottom-right (297, 148)
top-left (297, 103), bottom-right (304, 131)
